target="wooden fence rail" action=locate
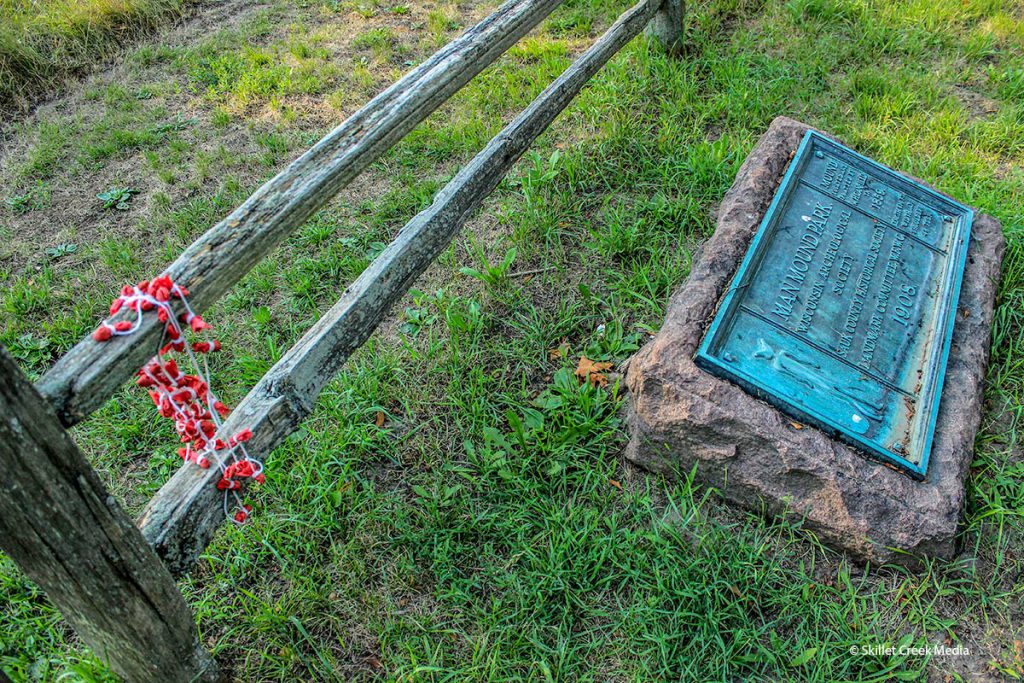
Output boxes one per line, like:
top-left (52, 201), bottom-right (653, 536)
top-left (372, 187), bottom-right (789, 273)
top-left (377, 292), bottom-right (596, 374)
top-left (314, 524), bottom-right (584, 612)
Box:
top-left (140, 0), bottom-right (668, 577)
top-left (1, 0), bottom-right (683, 678)
top-left (36, 0), bottom-right (566, 429)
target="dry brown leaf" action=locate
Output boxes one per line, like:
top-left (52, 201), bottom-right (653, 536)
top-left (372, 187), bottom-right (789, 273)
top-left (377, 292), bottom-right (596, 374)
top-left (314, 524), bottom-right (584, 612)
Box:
top-left (790, 422), bottom-right (804, 430)
top-left (375, 410), bottom-right (386, 427)
top-left (609, 479), bottom-right (622, 490)
top-left (548, 341), bottom-right (569, 361)
top-left (729, 584), bottom-right (745, 600)
top-left (575, 355), bottom-right (613, 387)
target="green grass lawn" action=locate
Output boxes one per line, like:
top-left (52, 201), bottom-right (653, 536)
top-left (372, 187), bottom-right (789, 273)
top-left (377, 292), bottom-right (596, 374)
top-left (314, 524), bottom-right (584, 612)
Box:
top-left (1, 0), bottom-right (1023, 680)
top-left (0, 0), bottom-right (191, 110)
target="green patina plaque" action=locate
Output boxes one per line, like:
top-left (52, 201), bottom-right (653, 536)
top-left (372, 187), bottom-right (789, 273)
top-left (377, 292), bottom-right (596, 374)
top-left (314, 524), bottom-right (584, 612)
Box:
top-left (696, 131), bottom-right (973, 479)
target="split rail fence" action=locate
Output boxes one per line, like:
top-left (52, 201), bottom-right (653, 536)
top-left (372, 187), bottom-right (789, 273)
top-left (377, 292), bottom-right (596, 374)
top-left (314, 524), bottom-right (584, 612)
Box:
top-left (0, 0), bottom-right (684, 679)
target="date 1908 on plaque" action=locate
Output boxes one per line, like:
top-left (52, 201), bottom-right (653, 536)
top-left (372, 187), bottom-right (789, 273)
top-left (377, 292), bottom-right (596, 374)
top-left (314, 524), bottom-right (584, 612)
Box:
top-left (696, 131), bottom-right (973, 478)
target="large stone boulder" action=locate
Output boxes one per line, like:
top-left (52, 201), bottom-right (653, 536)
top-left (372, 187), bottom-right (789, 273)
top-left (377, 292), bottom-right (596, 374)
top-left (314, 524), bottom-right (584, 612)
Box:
top-left (624, 116), bottom-right (1005, 567)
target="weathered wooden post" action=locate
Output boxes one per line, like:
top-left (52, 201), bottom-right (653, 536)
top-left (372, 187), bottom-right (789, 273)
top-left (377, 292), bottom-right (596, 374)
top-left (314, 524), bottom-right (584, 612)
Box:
top-left (0, 347), bottom-right (219, 683)
top-left (646, 0), bottom-right (684, 54)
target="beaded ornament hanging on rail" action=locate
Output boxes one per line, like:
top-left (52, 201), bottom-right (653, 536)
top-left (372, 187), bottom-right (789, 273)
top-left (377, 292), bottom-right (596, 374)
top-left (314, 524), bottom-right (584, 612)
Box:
top-left (93, 274), bottom-right (263, 524)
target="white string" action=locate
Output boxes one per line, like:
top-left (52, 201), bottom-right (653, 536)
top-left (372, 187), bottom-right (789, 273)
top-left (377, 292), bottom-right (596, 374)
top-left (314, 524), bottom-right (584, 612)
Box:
top-left (103, 279), bottom-right (261, 524)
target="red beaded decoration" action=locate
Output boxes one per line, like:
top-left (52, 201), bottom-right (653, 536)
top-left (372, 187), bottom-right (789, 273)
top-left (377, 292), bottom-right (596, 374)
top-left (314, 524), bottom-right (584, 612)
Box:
top-left (93, 274), bottom-right (263, 524)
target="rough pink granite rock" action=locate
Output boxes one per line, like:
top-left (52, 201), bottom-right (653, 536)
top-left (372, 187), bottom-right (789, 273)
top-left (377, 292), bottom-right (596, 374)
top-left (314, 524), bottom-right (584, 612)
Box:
top-left (624, 116), bottom-right (1005, 567)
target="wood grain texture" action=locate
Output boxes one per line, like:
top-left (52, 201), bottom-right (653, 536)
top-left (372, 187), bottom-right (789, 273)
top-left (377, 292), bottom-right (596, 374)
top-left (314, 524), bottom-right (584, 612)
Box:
top-left (646, 0), bottom-right (684, 54)
top-left (35, 0), bottom-right (566, 428)
top-left (0, 348), bottom-right (219, 683)
top-left (139, 0), bottom-right (664, 578)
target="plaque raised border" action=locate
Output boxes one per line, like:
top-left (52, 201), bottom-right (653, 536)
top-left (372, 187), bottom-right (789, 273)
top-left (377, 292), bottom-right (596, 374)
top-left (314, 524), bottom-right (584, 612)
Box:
top-left (695, 131), bottom-right (973, 479)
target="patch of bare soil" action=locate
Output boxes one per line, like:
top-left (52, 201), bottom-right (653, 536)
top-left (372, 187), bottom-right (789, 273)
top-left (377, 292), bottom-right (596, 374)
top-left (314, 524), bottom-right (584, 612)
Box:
top-left (952, 84), bottom-right (1000, 120)
top-left (0, 0), bottom-right (263, 138)
top-left (0, 0), bottom-right (503, 282)
top-left (0, 0), bottom-right (269, 274)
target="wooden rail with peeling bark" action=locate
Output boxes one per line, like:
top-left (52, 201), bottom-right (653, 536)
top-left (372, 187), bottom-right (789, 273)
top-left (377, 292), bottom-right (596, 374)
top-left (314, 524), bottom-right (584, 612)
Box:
top-left (36, 0), bottom-right (566, 428)
top-left (140, 0), bottom-right (667, 578)
top-left (3, 0), bottom-right (684, 678)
